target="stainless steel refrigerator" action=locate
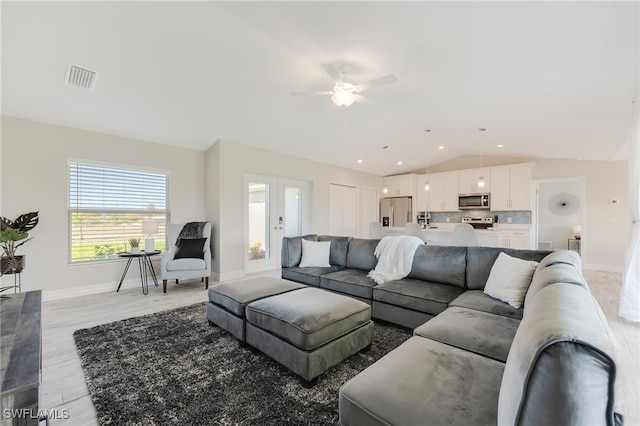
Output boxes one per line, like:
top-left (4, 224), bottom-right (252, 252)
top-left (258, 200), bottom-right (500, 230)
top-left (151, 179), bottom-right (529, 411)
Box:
top-left (380, 197), bottom-right (412, 227)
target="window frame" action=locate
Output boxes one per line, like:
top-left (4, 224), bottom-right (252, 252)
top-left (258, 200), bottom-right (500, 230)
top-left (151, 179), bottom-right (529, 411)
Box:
top-left (67, 159), bottom-right (170, 264)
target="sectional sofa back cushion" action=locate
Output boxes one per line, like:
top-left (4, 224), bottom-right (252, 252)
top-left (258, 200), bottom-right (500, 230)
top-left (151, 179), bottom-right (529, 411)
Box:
top-left (524, 262), bottom-right (589, 315)
top-left (281, 234), bottom-right (318, 268)
top-left (465, 247), bottom-right (552, 290)
top-left (318, 235), bottom-right (351, 268)
top-left (346, 239), bottom-right (379, 271)
top-left (408, 245), bottom-right (467, 288)
top-left (535, 249), bottom-right (582, 273)
top-left (498, 284), bottom-right (616, 426)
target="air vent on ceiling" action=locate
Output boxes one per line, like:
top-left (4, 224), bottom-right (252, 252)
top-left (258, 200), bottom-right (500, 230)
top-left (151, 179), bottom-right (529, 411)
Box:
top-left (65, 63), bottom-right (99, 90)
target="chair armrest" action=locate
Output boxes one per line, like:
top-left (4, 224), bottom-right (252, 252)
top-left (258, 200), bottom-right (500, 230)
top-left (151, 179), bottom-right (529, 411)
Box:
top-left (161, 246), bottom-right (178, 272)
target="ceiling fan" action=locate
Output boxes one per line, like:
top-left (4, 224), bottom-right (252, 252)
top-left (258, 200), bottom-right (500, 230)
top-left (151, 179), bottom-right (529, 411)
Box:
top-left (292, 64), bottom-right (398, 108)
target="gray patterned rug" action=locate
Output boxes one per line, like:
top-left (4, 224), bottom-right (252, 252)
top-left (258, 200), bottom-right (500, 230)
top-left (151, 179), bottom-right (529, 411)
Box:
top-left (73, 302), bottom-right (411, 425)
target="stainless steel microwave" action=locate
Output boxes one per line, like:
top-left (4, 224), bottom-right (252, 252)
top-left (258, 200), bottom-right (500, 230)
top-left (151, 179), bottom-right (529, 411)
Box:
top-left (458, 193), bottom-right (490, 210)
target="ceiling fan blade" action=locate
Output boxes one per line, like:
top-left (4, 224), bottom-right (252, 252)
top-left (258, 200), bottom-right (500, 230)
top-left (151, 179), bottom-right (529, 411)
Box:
top-left (353, 94), bottom-right (374, 104)
top-left (321, 64), bottom-right (342, 84)
top-left (357, 74), bottom-right (398, 92)
top-left (290, 91), bottom-right (334, 96)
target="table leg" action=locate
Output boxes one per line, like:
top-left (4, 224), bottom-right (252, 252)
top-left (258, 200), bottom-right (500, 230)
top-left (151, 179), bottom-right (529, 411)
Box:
top-left (116, 258), bottom-right (133, 292)
top-left (146, 256), bottom-right (159, 287)
top-left (138, 258), bottom-right (149, 295)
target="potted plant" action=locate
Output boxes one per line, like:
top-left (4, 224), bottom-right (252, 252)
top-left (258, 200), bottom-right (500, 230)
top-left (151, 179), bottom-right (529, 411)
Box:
top-left (129, 238), bottom-right (141, 254)
top-left (0, 211), bottom-right (39, 275)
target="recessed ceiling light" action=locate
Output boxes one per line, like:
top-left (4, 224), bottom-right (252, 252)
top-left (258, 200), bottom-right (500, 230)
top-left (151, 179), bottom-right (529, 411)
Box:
top-left (438, 146), bottom-right (445, 150)
top-left (357, 159), bottom-right (363, 163)
top-left (397, 161), bottom-right (403, 165)
top-left (496, 144), bottom-right (504, 148)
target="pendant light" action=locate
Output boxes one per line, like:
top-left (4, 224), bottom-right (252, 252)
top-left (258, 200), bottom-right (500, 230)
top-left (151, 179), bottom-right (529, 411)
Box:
top-left (477, 128), bottom-right (486, 189)
top-left (382, 145), bottom-right (389, 194)
top-left (424, 129), bottom-right (431, 191)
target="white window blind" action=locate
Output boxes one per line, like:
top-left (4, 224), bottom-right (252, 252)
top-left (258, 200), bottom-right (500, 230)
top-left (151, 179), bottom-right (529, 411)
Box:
top-left (68, 161), bottom-right (168, 262)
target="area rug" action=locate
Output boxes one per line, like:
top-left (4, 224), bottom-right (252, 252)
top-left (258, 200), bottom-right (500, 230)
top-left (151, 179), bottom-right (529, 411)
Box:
top-left (73, 302), bottom-right (411, 425)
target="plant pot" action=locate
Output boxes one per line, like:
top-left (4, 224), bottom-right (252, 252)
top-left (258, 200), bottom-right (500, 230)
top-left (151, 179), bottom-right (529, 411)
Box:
top-left (130, 247), bottom-right (141, 254)
top-left (1, 255), bottom-right (25, 274)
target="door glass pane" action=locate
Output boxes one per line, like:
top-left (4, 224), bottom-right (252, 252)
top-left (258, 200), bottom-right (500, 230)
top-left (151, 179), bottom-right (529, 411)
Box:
top-left (248, 183), bottom-right (268, 260)
top-left (284, 186), bottom-right (302, 237)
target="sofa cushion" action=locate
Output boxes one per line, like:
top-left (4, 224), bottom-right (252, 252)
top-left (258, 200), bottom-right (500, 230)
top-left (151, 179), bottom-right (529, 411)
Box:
top-left (499, 284), bottom-right (616, 426)
top-left (339, 336), bottom-right (505, 426)
top-left (207, 277), bottom-right (305, 317)
top-left (449, 290), bottom-right (523, 320)
top-left (484, 252), bottom-right (539, 309)
top-left (346, 238), bottom-right (379, 271)
top-left (320, 269), bottom-right (378, 299)
top-left (318, 235), bottom-right (351, 267)
top-left (524, 263), bottom-right (589, 316)
top-left (299, 239), bottom-right (331, 267)
top-left (535, 249), bottom-right (582, 272)
top-left (281, 234), bottom-right (318, 268)
top-left (373, 278), bottom-right (465, 316)
top-left (465, 247), bottom-right (552, 290)
top-left (413, 307), bottom-right (520, 362)
top-left (282, 265), bottom-right (344, 287)
top-left (408, 245), bottom-right (467, 288)
top-left (245, 288), bottom-right (371, 351)
top-left (166, 258), bottom-right (206, 271)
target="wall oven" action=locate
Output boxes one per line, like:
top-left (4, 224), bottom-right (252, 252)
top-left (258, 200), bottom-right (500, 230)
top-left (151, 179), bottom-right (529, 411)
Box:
top-left (458, 193), bottom-right (490, 210)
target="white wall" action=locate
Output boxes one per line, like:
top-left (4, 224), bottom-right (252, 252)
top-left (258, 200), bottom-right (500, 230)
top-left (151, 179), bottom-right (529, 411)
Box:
top-left (533, 159), bottom-right (628, 271)
top-left (537, 180), bottom-right (583, 250)
top-left (0, 116), bottom-right (206, 297)
top-left (206, 140), bottom-right (383, 280)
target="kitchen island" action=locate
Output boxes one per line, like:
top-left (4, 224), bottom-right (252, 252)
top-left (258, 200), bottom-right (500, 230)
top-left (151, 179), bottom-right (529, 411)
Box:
top-left (380, 225), bottom-right (501, 247)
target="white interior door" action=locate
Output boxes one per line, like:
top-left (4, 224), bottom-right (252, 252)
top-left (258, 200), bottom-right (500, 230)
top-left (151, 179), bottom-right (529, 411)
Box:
top-left (329, 183), bottom-right (358, 236)
top-left (245, 174), bottom-right (310, 273)
top-left (358, 187), bottom-right (379, 237)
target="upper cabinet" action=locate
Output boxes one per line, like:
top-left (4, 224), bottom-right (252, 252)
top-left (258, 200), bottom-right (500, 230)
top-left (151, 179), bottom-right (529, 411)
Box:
top-left (490, 163), bottom-right (533, 211)
top-left (383, 174), bottom-right (417, 197)
top-left (415, 174), bottom-right (430, 212)
top-left (458, 168), bottom-right (491, 193)
top-left (426, 171), bottom-right (459, 212)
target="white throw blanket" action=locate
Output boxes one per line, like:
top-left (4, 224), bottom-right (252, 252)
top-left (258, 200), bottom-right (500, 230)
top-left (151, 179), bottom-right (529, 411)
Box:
top-left (367, 236), bottom-right (424, 285)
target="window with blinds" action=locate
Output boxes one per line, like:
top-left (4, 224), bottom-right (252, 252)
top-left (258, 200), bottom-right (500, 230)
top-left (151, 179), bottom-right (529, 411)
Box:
top-left (68, 161), bottom-right (169, 262)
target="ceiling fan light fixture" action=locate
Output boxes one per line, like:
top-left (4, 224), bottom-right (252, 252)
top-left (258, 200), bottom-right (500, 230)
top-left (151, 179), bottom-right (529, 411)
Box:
top-left (331, 91), bottom-right (355, 108)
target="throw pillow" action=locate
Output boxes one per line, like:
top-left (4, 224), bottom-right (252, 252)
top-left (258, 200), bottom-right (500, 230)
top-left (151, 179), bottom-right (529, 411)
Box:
top-left (483, 252), bottom-right (539, 309)
top-left (174, 238), bottom-right (206, 260)
top-left (299, 239), bottom-right (331, 268)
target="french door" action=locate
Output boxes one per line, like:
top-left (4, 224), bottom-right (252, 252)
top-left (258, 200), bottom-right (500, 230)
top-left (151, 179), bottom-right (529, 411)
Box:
top-left (245, 174), bottom-right (310, 273)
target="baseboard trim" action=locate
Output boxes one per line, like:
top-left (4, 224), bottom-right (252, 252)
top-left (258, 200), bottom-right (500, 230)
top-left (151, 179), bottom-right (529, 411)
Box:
top-left (42, 278), bottom-right (145, 302)
top-left (212, 270), bottom-right (246, 283)
top-left (584, 264), bottom-right (624, 273)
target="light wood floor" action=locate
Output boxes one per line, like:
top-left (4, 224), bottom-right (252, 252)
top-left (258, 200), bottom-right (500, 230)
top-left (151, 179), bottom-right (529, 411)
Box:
top-left (39, 271), bottom-right (639, 425)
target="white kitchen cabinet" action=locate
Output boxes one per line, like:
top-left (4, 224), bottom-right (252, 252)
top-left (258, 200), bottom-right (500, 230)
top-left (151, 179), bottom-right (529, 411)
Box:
top-left (415, 174), bottom-right (430, 212)
top-left (499, 229), bottom-right (531, 249)
top-left (458, 168), bottom-right (491, 194)
top-left (426, 171), bottom-right (459, 212)
top-left (490, 163), bottom-right (533, 211)
top-left (383, 174), bottom-right (417, 197)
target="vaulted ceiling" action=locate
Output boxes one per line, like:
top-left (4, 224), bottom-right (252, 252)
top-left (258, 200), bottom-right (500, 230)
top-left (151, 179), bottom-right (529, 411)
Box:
top-left (2, 1), bottom-right (638, 175)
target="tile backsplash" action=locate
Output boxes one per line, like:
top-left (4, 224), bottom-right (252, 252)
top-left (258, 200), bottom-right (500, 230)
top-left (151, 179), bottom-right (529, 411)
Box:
top-left (428, 211), bottom-right (532, 224)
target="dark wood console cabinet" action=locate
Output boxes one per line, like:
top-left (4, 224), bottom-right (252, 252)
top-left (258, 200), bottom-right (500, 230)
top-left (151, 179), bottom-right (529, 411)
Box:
top-left (1, 291), bottom-right (42, 426)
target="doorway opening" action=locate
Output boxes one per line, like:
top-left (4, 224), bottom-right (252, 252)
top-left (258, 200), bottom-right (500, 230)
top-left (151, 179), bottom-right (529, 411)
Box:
top-left (245, 174), bottom-right (310, 273)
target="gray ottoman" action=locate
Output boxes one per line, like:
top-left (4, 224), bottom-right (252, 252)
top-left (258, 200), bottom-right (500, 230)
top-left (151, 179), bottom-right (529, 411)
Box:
top-left (245, 287), bottom-right (374, 387)
top-left (206, 276), bottom-right (306, 341)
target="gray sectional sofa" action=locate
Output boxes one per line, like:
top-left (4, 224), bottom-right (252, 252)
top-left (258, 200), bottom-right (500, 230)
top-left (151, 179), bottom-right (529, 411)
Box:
top-left (281, 235), bottom-right (619, 426)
